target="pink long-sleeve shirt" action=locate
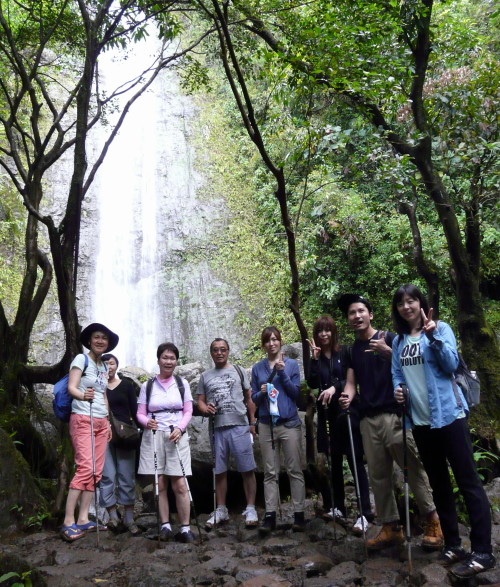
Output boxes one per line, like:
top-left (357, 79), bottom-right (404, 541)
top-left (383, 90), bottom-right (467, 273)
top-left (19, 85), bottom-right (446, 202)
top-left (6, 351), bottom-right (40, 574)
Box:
top-left (137, 376), bottom-right (193, 432)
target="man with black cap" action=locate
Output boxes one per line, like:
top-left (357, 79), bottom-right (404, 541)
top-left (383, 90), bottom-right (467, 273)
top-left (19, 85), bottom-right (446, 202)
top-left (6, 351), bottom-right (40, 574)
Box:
top-left (337, 294), bottom-right (442, 552)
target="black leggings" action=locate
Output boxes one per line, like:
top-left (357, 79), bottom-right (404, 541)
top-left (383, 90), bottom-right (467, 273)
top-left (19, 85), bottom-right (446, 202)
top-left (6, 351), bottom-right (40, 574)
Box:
top-left (412, 418), bottom-right (492, 553)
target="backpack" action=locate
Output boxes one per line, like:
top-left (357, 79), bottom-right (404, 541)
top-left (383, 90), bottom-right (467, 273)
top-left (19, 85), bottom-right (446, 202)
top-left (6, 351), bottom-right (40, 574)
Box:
top-left (53, 354), bottom-right (89, 422)
top-left (233, 364), bottom-right (246, 390)
top-left (145, 375), bottom-right (185, 415)
top-left (452, 354), bottom-right (480, 410)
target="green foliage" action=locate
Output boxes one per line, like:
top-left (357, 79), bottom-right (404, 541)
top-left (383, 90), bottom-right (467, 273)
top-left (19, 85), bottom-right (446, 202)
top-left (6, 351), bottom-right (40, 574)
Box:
top-left (10, 501), bottom-right (51, 531)
top-left (0, 571), bottom-right (32, 587)
top-left (192, 86), bottom-right (295, 359)
top-left (185, 0), bottom-right (499, 353)
top-left (0, 185), bottom-right (24, 322)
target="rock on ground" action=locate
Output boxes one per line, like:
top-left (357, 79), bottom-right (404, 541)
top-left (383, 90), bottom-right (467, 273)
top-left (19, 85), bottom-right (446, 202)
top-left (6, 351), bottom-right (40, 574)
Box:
top-left (1, 499), bottom-right (499, 586)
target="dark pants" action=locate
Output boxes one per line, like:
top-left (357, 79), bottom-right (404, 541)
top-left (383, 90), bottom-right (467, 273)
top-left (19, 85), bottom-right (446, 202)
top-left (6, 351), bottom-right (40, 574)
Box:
top-left (413, 418), bottom-right (492, 554)
top-left (324, 412), bottom-right (372, 520)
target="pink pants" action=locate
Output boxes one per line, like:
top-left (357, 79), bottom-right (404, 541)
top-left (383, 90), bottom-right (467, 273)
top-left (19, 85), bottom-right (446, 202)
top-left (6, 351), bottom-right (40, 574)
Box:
top-left (69, 413), bottom-right (109, 491)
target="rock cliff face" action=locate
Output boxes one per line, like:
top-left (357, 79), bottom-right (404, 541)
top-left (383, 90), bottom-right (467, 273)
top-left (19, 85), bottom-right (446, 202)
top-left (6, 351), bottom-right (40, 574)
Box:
top-left (32, 38), bottom-right (250, 373)
top-left (84, 46), bottom-right (250, 372)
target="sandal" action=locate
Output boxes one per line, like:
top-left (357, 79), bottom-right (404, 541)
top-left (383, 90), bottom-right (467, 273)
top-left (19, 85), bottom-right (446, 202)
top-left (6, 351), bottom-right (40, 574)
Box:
top-left (76, 520), bottom-right (107, 532)
top-left (60, 524), bottom-right (85, 542)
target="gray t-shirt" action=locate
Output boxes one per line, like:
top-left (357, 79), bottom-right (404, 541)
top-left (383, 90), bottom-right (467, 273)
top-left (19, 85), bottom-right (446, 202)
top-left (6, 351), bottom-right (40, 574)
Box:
top-left (70, 353), bottom-right (108, 418)
top-left (197, 365), bottom-right (250, 428)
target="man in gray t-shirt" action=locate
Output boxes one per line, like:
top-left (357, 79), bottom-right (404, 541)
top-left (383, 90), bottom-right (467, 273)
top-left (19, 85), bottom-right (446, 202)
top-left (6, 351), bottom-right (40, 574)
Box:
top-left (197, 338), bottom-right (258, 529)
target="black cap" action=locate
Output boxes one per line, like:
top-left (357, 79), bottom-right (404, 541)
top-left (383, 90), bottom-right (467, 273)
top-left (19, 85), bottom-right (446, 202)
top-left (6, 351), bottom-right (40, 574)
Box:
top-left (337, 294), bottom-right (373, 316)
top-left (80, 323), bottom-right (119, 353)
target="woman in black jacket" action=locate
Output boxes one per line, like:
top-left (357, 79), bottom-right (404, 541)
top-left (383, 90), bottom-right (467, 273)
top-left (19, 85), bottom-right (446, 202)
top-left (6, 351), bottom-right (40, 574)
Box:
top-left (100, 353), bottom-right (140, 535)
top-left (307, 315), bottom-right (373, 534)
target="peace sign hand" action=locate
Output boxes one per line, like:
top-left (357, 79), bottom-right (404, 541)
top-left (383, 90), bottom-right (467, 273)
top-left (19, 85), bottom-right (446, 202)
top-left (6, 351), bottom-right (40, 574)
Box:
top-left (421, 307), bottom-right (436, 336)
top-left (306, 338), bottom-right (321, 360)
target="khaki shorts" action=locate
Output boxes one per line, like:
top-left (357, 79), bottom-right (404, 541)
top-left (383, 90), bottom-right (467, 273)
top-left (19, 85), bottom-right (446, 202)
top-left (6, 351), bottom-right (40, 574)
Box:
top-left (138, 429), bottom-right (192, 476)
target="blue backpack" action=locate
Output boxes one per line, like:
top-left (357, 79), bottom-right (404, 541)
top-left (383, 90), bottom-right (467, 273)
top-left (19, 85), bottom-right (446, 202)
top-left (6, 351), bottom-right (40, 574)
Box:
top-left (53, 355), bottom-right (89, 422)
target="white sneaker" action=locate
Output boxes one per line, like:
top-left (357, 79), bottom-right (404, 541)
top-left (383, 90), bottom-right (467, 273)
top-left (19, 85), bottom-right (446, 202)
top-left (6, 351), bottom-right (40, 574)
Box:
top-left (205, 505), bottom-right (229, 529)
top-left (242, 506), bottom-right (258, 527)
top-left (323, 508), bottom-right (347, 526)
top-left (353, 515), bottom-right (369, 535)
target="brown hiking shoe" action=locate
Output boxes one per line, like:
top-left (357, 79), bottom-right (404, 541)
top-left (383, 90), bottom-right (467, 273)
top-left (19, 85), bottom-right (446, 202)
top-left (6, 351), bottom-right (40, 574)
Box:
top-left (366, 523), bottom-right (404, 551)
top-left (421, 518), bottom-right (444, 550)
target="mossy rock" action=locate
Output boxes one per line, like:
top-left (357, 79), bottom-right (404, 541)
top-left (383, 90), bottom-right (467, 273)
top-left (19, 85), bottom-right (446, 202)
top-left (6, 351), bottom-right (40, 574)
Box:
top-left (0, 552), bottom-right (46, 586)
top-left (0, 428), bottom-right (47, 530)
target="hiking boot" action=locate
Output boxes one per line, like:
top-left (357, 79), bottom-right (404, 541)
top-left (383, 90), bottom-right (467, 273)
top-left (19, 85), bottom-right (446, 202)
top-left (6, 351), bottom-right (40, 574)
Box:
top-left (352, 515), bottom-right (369, 536)
top-left (242, 506), bottom-right (259, 528)
top-left (259, 512), bottom-right (276, 537)
top-left (126, 521), bottom-right (141, 536)
top-left (366, 523), bottom-right (404, 551)
top-left (205, 505), bottom-right (229, 530)
top-left (175, 529), bottom-right (196, 543)
top-left (437, 545), bottom-right (467, 567)
top-left (107, 517), bottom-right (122, 533)
top-left (449, 552), bottom-right (496, 578)
top-left (322, 507), bottom-right (347, 526)
top-left (159, 525), bottom-right (173, 541)
top-left (292, 511), bottom-right (306, 532)
top-left (421, 518), bottom-right (444, 550)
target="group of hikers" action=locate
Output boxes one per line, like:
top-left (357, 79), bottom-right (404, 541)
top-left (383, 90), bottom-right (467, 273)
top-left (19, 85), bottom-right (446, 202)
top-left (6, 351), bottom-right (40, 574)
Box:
top-left (59, 284), bottom-right (495, 579)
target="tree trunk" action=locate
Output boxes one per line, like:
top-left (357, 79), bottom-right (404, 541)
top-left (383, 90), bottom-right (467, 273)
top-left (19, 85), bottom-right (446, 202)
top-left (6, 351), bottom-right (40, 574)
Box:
top-left (414, 156), bottom-right (500, 434)
top-left (398, 199), bottom-right (440, 314)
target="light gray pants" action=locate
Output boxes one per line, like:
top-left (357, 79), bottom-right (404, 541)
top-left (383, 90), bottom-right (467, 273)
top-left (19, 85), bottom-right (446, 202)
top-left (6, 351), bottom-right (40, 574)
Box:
top-left (360, 412), bottom-right (435, 523)
top-left (99, 443), bottom-right (136, 507)
top-left (259, 423), bottom-right (305, 513)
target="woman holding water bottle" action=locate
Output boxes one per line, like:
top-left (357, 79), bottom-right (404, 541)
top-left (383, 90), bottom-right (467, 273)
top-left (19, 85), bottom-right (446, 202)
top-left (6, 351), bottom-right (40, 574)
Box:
top-left (251, 326), bottom-right (305, 534)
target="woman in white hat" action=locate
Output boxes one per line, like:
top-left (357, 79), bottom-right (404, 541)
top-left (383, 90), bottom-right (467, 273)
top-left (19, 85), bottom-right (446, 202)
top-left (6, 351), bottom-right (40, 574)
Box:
top-left (60, 323), bottom-right (119, 542)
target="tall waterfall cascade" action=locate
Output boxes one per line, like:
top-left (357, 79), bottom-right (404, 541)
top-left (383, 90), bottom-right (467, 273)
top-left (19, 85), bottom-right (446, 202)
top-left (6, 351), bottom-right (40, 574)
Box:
top-left (83, 40), bottom-right (247, 371)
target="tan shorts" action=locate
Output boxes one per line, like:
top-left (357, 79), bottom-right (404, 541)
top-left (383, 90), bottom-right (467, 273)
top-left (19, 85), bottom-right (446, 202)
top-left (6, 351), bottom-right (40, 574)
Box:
top-left (138, 429), bottom-right (192, 476)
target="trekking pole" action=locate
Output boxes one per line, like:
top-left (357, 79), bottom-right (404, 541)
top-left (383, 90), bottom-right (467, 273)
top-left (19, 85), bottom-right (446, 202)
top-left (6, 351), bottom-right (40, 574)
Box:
top-left (342, 396), bottom-right (367, 557)
top-left (400, 384), bottom-right (412, 576)
top-left (209, 413), bottom-right (217, 531)
top-left (89, 398), bottom-right (99, 548)
top-left (322, 404), bottom-right (337, 541)
top-left (152, 414), bottom-right (161, 546)
top-left (170, 426), bottom-right (202, 543)
top-left (267, 366), bottom-right (281, 520)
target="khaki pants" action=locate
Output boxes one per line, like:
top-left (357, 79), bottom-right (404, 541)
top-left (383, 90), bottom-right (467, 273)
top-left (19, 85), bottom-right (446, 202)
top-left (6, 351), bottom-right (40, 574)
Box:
top-left (360, 412), bottom-right (435, 523)
top-left (258, 423), bottom-right (305, 513)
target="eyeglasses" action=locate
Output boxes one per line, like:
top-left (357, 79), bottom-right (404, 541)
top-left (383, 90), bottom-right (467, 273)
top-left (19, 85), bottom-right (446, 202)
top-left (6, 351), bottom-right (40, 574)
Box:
top-left (212, 348), bottom-right (228, 354)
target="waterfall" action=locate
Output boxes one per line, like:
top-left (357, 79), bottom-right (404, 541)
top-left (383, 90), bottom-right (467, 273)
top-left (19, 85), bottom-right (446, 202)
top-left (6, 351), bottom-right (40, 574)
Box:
top-left (87, 39), bottom-right (247, 371)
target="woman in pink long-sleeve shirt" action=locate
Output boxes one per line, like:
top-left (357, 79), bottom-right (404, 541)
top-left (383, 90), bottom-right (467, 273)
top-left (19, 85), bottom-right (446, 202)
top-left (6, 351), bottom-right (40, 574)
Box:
top-left (137, 342), bottom-right (194, 543)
